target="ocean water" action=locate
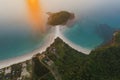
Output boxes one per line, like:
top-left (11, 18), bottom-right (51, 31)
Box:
top-left (0, 0), bottom-right (48, 61)
top-left (0, 27), bottom-right (45, 60)
top-left (63, 8), bottom-right (120, 50)
top-left (1, 0), bottom-right (120, 60)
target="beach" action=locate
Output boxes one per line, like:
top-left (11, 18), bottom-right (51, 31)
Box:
top-left (0, 26), bottom-right (91, 69)
top-left (0, 28), bottom-right (56, 69)
top-left (56, 26), bottom-right (91, 54)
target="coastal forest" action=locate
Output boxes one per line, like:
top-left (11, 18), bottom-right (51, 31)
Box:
top-left (0, 31), bottom-right (120, 80)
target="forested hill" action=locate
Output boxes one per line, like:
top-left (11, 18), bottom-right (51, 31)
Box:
top-left (1, 31), bottom-right (120, 80)
top-left (43, 31), bottom-right (120, 80)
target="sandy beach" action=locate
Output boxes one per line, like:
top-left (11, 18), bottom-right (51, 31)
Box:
top-left (0, 28), bottom-right (56, 69)
top-left (0, 26), bottom-right (91, 69)
top-left (56, 26), bottom-right (91, 54)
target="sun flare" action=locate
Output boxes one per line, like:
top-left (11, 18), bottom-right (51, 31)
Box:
top-left (26, 0), bottom-right (46, 33)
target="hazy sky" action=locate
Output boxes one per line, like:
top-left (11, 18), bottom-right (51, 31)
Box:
top-left (41, 0), bottom-right (120, 12)
top-left (0, 0), bottom-right (26, 20)
top-left (0, 0), bottom-right (120, 21)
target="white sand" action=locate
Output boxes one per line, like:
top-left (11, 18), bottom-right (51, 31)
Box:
top-left (0, 28), bottom-right (56, 69)
top-left (0, 26), bottom-right (91, 69)
top-left (55, 26), bottom-right (91, 54)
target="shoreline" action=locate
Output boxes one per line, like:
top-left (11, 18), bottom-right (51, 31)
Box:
top-left (56, 26), bottom-right (91, 54)
top-left (0, 28), bottom-right (56, 69)
top-left (0, 26), bottom-right (91, 69)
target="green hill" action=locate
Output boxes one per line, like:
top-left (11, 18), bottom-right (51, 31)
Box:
top-left (1, 31), bottom-right (120, 80)
top-left (43, 31), bottom-right (120, 80)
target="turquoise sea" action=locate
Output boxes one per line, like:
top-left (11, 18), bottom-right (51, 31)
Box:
top-left (0, 24), bottom-right (44, 60)
top-left (63, 8), bottom-right (120, 50)
top-left (0, 0), bottom-right (120, 61)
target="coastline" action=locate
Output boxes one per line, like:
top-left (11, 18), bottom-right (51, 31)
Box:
top-left (56, 26), bottom-right (91, 54)
top-left (0, 28), bottom-right (56, 69)
top-left (0, 26), bottom-right (91, 69)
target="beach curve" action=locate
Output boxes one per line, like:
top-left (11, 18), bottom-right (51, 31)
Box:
top-left (0, 26), bottom-right (91, 69)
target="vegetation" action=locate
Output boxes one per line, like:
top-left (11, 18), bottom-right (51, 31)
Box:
top-left (43, 31), bottom-right (120, 80)
top-left (0, 71), bottom-right (4, 80)
top-left (113, 31), bottom-right (120, 44)
top-left (1, 31), bottom-right (120, 80)
top-left (45, 38), bottom-right (88, 80)
top-left (11, 64), bottom-right (22, 79)
top-left (26, 60), bottom-right (32, 74)
top-left (0, 57), bottom-right (54, 80)
top-left (40, 73), bottom-right (55, 80)
top-left (0, 63), bottom-right (23, 80)
top-left (32, 56), bottom-right (50, 80)
top-left (47, 11), bottom-right (74, 26)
